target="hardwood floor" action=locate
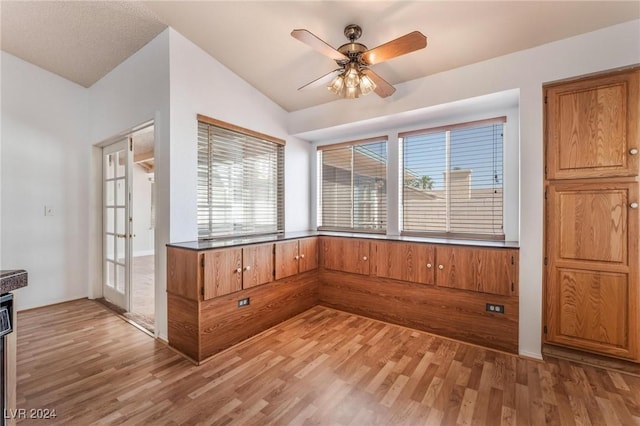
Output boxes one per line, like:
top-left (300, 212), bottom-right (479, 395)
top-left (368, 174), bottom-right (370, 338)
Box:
top-left (16, 299), bottom-right (640, 425)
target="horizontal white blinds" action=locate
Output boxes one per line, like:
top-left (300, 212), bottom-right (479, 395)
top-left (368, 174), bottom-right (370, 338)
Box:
top-left (402, 118), bottom-right (505, 240)
top-left (198, 120), bottom-right (284, 239)
top-left (319, 139), bottom-right (387, 232)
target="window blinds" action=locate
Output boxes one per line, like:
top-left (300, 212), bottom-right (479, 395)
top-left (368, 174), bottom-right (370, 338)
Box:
top-left (318, 138), bottom-right (387, 232)
top-left (197, 119), bottom-right (284, 240)
top-left (401, 118), bottom-right (505, 240)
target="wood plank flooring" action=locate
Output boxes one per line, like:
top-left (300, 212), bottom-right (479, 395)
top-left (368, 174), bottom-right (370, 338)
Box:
top-left (16, 299), bottom-right (640, 425)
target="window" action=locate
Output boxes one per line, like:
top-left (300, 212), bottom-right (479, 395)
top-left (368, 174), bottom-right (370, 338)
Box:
top-left (400, 117), bottom-right (505, 240)
top-left (197, 115), bottom-right (284, 240)
top-left (318, 137), bottom-right (387, 232)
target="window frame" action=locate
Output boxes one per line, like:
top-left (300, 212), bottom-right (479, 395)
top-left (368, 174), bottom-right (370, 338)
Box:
top-left (197, 114), bottom-right (285, 241)
top-left (399, 116), bottom-right (506, 241)
top-left (317, 136), bottom-right (389, 234)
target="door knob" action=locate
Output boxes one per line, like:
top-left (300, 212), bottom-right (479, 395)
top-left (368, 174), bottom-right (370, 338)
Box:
top-left (294, 255), bottom-right (299, 260)
top-left (631, 202), bottom-right (639, 209)
top-left (300, 254), bottom-right (305, 259)
top-left (115, 233), bottom-right (126, 239)
top-left (236, 268), bottom-right (242, 273)
top-left (427, 263), bottom-right (432, 269)
top-left (630, 148), bottom-right (638, 155)
top-left (362, 256), bottom-right (368, 261)
top-left (438, 265), bottom-right (444, 270)
top-left (244, 265), bottom-right (251, 271)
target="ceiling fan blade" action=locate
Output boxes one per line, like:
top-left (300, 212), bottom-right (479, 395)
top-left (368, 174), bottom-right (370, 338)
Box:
top-left (298, 69), bottom-right (342, 91)
top-left (291, 29), bottom-right (349, 61)
top-left (361, 31), bottom-right (427, 65)
top-left (361, 69), bottom-right (396, 98)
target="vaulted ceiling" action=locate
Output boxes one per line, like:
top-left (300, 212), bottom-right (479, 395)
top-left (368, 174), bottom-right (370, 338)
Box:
top-left (2, 1), bottom-right (638, 112)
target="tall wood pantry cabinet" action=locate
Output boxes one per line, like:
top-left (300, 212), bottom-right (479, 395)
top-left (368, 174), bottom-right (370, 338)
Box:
top-left (544, 67), bottom-right (640, 362)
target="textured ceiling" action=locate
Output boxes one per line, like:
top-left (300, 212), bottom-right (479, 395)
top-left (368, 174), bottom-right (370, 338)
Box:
top-left (2, 1), bottom-right (639, 112)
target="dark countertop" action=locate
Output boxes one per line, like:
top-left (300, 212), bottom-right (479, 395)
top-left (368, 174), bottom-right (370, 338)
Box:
top-left (0, 270), bottom-right (28, 293)
top-left (167, 230), bottom-right (519, 251)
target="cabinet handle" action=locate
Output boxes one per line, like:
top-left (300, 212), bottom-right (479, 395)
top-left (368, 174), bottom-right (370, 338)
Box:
top-left (300, 254), bottom-right (305, 259)
top-left (630, 148), bottom-right (639, 155)
top-left (362, 256), bottom-right (368, 261)
top-left (438, 264), bottom-right (444, 270)
top-left (294, 255), bottom-right (299, 260)
top-left (631, 202), bottom-right (639, 209)
top-left (236, 268), bottom-right (242, 273)
top-left (244, 265), bottom-right (251, 271)
top-left (427, 263), bottom-right (432, 269)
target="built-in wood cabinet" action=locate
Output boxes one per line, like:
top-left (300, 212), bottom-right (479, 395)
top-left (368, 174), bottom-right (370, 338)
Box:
top-left (171, 243), bottom-right (274, 301)
top-left (203, 248), bottom-right (242, 299)
top-left (436, 246), bottom-right (518, 296)
top-left (241, 244), bottom-right (274, 290)
top-left (168, 234), bottom-right (521, 360)
top-left (544, 67), bottom-right (640, 363)
top-left (372, 240), bottom-right (517, 296)
top-left (275, 237), bottom-right (318, 280)
top-left (545, 69), bottom-right (639, 180)
top-left (372, 241), bottom-right (434, 285)
top-left (545, 181), bottom-right (638, 359)
top-left (321, 236), bottom-right (370, 275)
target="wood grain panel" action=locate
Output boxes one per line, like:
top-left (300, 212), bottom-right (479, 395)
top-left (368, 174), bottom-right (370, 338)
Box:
top-left (318, 269), bottom-right (518, 354)
top-left (553, 185), bottom-right (628, 264)
top-left (298, 237), bottom-right (318, 273)
top-left (372, 241), bottom-right (435, 285)
top-left (167, 247), bottom-right (200, 300)
top-left (242, 244), bottom-right (274, 289)
top-left (436, 246), bottom-right (517, 296)
top-left (203, 248), bottom-right (242, 299)
top-left (199, 271), bottom-right (318, 360)
top-left (167, 293), bottom-right (200, 361)
top-left (547, 268), bottom-right (633, 359)
top-left (545, 68), bottom-right (639, 179)
top-left (275, 240), bottom-right (298, 280)
top-left (321, 237), bottom-right (370, 275)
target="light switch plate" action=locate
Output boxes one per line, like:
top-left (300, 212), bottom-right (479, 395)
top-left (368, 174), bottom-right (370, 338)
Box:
top-left (44, 205), bottom-right (55, 216)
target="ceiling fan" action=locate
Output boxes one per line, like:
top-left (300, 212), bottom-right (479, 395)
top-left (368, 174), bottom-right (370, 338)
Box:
top-left (291, 24), bottom-right (427, 99)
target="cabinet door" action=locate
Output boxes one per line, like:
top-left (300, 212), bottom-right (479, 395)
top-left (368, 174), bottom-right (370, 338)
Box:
top-left (298, 238), bottom-right (318, 273)
top-left (373, 241), bottom-right (434, 285)
top-left (545, 182), bottom-right (638, 359)
top-left (275, 240), bottom-right (299, 280)
top-left (203, 248), bottom-right (242, 299)
top-left (436, 246), bottom-right (517, 296)
top-left (321, 237), bottom-right (370, 275)
top-left (545, 69), bottom-right (639, 179)
top-left (242, 244), bottom-right (274, 289)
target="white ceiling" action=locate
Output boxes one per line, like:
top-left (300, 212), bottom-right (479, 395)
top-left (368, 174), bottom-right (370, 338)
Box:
top-left (2, 1), bottom-right (639, 112)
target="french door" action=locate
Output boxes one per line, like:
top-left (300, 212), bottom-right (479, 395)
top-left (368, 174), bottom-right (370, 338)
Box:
top-left (103, 138), bottom-right (133, 310)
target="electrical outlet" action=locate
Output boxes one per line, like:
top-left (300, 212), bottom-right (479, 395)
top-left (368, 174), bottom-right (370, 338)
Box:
top-left (486, 303), bottom-right (505, 314)
top-left (237, 297), bottom-right (250, 307)
top-left (44, 205), bottom-right (55, 216)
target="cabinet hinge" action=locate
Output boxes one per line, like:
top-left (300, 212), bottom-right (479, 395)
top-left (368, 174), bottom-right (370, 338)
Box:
top-left (201, 257), bottom-right (205, 268)
top-left (543, 325), bottom-right (547, 334)
top-left (511, 282), bottom-right (514, 292)
top-left (201, 287), bottom-right (204, 296)
top-left (511, 256), bottom-right (514, 265)
top-left (544, 165), bottom-right (548, 177)
top-left (129, 138), bottom-right (133, 151)
top-left (544, 257), bottom-right (548, 266)
top-left (544, 95), bottom-right (548, 104)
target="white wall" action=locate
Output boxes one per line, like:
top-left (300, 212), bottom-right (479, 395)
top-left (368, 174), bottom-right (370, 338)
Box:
top-left (88, 29), bottom-right (170, 338)
top-left (168, 29), bottom-right (311, 244)
top-left (1, 52), bottom-right (90, 310)
top-left (290, 20), bottom-right (640, 359)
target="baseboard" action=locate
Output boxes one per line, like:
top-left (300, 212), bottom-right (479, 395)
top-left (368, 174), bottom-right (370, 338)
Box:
top-left (518, 350), bottom-right (543, 361)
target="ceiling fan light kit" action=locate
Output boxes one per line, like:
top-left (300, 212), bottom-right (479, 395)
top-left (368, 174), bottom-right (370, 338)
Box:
top-left (291, 24), bottom-right (427, 100)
